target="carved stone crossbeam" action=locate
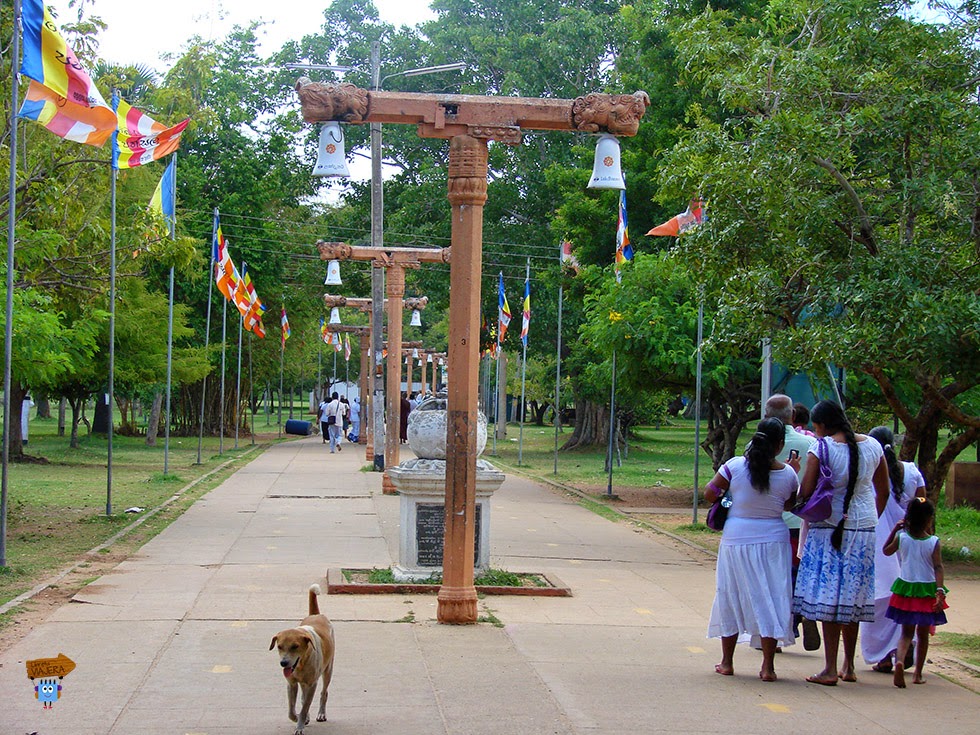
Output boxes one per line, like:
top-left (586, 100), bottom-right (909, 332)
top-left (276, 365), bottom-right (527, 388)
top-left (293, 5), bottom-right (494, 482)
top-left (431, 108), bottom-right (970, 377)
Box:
top-left (296, 79), bottom-right (649, 140)
top-left (317, 239), bottom-right (449, 266)
top-left (404, 297), bottom-right (429, 312)
top-left (323, 324), bottom-right (369, 335)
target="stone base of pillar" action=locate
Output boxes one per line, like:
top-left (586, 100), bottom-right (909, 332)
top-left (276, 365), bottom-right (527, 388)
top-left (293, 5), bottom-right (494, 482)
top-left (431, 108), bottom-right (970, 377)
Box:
top-left (382, 471), bottom-right (397, 495)
top-left (437, 585), bottom-right (478, 624)
top-left (365, 444), bottom-right (373, 460)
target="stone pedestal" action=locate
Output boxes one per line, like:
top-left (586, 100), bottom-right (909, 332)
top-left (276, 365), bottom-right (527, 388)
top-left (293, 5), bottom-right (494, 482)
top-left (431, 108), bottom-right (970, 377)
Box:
top-left (387, 396), bottom-right (503, 582)
top-left (388, 458), bottom-right (504, 581)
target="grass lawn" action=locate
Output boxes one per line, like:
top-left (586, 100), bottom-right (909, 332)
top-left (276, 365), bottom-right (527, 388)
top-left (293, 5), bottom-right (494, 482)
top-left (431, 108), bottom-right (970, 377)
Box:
top-left (486, 417), bottom-right (980, 569)
top-left (0, 410), bottom-right (282, 610)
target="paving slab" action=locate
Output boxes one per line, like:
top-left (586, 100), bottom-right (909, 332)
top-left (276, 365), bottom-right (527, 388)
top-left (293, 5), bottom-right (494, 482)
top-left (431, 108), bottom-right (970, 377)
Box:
top-left (1, 435), bottom-right (978, 735)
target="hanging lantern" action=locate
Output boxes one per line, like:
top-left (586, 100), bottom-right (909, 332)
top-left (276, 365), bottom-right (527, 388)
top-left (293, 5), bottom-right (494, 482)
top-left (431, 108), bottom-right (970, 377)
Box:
top-left (329, 307), bottom-right (342, 325)
top-left (587, 134), bottom-right (626, 190)
top-left (312, 122), bottom-right (350, 177)
top-left (324, 259), bottom-right (342, 285)
top-left (410, 308), bottom-right (422, 327)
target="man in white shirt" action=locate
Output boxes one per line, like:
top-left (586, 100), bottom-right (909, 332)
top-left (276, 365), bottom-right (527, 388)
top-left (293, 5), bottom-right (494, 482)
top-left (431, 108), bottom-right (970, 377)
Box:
top-left (323, 392), bottom-right (346, 453)
top-left (349, 397), bottom-right (360, 442)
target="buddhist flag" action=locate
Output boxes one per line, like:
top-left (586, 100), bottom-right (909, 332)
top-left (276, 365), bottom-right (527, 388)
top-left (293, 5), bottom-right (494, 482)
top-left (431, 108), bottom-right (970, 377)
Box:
top-left (615, 190), bottom-right (633, 282)
top-left (333, 332), bottom-right (343, 353)
top-left (212, 217), bottom-right (237, 302)
top-left (520, 277), bottom-right (530, 347)
top-left (232, 262), bottom-right (253, 318)
top-left (647, 199), bottom-right (704, 237)
top-left (344, 333), bottom-right (352, 362)
top-left (497, 272), bottom-right (511, 344)
top-left (281, 308), bottom-right (291, 347)
top-left (148, 158), bottom-right (176, 232)
top-left (113, 94), bottom-right (189, 169)
top-left (17, 0), bottom-right (116, 146)
top-left (320, 318), bottom-right (330, 344)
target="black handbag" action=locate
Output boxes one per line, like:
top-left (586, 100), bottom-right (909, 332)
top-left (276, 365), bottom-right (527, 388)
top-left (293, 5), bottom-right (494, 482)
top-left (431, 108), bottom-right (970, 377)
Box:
top-left (706, 490), bottom-right (733, 531)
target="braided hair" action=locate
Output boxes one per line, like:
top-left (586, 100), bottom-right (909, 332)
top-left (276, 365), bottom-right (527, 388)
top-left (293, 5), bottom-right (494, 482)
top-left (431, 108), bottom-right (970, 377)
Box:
top-left (744, 417), bottom-right (785, 492)
top-left (811, 400), bottom-right (858, 551)
top-left (869, 426), bottom-right (905, 502)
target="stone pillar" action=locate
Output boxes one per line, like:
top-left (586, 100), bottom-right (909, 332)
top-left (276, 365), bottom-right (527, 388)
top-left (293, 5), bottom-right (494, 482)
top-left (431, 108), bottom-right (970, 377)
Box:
top-left (438, 135), bottom-right (487, 624)
top-left (383, 265), bottom-right (405, 494)
top-left (421, 357), bottom-right (429, 396)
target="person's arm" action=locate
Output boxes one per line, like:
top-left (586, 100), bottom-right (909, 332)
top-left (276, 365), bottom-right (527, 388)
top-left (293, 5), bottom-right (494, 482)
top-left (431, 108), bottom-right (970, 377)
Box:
top-left (704, 469), bottom-right (730, 503)
top-left (783, 475), bottom-right (800, 511)
top-left (933, 539), bottom-right (945, 591)
top-left (882, 523), bottom-right (903, 556)
top-left (872, 455), bottom-right (890, 517)
top-left (797, 451), bottom-right (820, 500)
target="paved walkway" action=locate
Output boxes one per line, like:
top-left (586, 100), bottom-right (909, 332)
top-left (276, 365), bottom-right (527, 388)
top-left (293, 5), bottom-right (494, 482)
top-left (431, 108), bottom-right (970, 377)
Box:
top-left (1, 437), bottom-right (978, 735)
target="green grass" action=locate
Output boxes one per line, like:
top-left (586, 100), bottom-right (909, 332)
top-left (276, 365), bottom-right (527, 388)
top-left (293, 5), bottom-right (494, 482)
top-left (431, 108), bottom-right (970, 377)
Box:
top-left (936, 502), bottom-right (980, 565)
top-left (0, 411), bottom-right (274, 608)
top-left (934, 632), bottom-right (980, 667)
top-left (355, 567), bottom-right (549, 587)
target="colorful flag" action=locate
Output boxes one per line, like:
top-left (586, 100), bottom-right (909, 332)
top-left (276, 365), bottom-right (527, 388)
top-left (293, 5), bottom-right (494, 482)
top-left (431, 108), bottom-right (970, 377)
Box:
top-left (148, 158), bottom-right (176, 232)
top-left (211, 214), bottom-right (237, 301)
top-left (497, 272), bottom-right (511, 344)
top-left (281, 307), bottom-right (291, 347)
top-left (615, 190), bottom-right (633, 282)
top-left (320, 317), bottom-right (329, 343)
top-left (113, 94), bottom-right (189, 169)
top-left (17, 0), bottom-right (116, 146)
top-left (560, 241), bottom-right (580, 272)
top-left (333, 332), bottom-right (343, 353)
top-left (520, 277), bottom-right (531, 346)
top-left (646, 199), bottom-right (704, 237)
top-left (231, 262), bottom-right (253, 318)
top-left (344, 333), bottom-right (352, 361)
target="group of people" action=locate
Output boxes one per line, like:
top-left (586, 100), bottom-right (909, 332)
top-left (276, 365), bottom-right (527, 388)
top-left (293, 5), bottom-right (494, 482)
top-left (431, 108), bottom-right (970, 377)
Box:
top-left (317, 393), bottom-right (360, 454)
top-left (705, 394), bottom-right (948, 688)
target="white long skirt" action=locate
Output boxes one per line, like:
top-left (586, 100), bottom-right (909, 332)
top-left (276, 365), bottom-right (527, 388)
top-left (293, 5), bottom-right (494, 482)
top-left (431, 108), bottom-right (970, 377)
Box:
top-left (707, 522), bottom-right (796, 647)
top-left (860, 495), bottom-right (905, 664)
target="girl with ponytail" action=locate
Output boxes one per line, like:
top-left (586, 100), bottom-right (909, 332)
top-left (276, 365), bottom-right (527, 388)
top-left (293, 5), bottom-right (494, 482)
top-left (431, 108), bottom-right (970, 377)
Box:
top-left (791, 400), bottom-right (890, 686)
top-left (861, 426), bottom-right (927, 673)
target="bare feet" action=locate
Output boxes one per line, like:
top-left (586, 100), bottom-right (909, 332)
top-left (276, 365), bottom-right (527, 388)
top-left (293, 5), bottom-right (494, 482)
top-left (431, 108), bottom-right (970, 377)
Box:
top-left (715, 663), bottom-right (734, 676)
top-left (759, 669), bottom-right (777, 682)
top-left (894, 662), bottom-right (906, 688)
top-left (837, 668), bottom-right (857, 683)
top-left (912, 673), bottom-right (926, 685)
top-left (806, 674), bottom-right (838, 686)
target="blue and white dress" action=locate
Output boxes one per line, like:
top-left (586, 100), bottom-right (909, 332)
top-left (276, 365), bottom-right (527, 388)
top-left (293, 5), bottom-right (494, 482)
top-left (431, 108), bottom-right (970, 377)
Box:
top-left (792, 437), bottom-right (883, 623)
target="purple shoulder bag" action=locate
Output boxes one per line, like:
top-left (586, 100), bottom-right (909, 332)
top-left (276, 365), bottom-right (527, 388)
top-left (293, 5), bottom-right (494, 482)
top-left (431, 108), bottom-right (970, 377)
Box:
top-left (792, 437), bottom-right (834, 522)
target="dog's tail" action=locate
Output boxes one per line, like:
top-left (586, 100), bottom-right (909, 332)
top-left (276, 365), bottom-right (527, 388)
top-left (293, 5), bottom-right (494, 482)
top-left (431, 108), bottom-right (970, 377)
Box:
top-left (308, 584), bottom-right (322, 615)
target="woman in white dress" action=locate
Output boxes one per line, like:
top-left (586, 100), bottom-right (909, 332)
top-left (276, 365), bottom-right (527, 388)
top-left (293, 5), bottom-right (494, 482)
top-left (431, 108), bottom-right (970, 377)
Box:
top-left (860, 425), bottom-right (926, 672)
top-left (792, 400), bottom-right (889, 685)
top-left (705, 417), bottom-right (800, 682)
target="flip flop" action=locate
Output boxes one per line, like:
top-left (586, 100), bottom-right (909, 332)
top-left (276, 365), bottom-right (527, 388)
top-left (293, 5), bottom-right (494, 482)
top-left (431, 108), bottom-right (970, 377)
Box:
top-left (806, 675), bottom-right (838, 686)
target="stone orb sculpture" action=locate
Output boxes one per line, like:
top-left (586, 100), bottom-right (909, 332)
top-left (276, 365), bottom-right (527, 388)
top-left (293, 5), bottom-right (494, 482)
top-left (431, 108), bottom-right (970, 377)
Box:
top-left (407, 394), bottom-right (488, 460)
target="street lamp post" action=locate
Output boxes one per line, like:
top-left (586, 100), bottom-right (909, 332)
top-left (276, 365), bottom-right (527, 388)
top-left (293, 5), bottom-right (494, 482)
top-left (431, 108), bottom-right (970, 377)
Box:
top-left (297, 78), bottom-right (648, 624)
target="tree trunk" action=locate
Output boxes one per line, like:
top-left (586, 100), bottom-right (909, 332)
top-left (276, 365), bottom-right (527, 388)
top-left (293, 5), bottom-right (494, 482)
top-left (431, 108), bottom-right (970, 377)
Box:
top-left (533, 401), bottom-right (550, 426)
top-left (58, 397), bottom-right (67, 436)
top-left (68, 396), bottom-right (84, 449)
top-left (146, 392), bottom-right (164, 446)
top-left (7, 380), bottom-right (27, 459)
top-left (35, 397), bottom-right (51, 419)
top-left (698, 383), bottom-right (760, 471)
top-left (561, 398), bottom-right (623, 451)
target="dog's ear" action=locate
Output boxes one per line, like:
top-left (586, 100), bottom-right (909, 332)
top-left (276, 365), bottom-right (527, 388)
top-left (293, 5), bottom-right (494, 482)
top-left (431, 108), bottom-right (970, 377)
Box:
top-left (269, 635), bottom-right (278, 651)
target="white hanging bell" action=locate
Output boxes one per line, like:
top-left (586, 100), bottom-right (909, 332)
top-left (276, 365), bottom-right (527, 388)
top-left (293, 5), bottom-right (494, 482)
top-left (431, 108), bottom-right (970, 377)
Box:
top-left (410, 309), bottom-right (422, 327)
top-left (324, 259), bottom-right (342, 285)
top-left (313, 122), bottom-right (350, 177)
top-left (329, 307), bottom-right (342, 325)
top-left (588, 134), bottom-right (626, 190)
top-left (427, 353), bottom-right (433, 363)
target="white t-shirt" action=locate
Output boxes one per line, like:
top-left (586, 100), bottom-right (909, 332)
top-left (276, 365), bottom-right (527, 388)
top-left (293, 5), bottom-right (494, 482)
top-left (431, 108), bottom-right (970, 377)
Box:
top-left (809, 436), bottom-right (883, 529)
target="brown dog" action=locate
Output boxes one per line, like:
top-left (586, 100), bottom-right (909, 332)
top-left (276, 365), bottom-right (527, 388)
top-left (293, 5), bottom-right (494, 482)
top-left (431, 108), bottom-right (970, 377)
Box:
top-left (269, 584), bottom-right (335, 735)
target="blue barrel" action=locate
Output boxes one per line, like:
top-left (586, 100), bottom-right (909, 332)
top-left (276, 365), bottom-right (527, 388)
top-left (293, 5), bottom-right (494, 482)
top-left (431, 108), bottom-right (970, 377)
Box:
top-left (284, 419), bottom-right (312, 436)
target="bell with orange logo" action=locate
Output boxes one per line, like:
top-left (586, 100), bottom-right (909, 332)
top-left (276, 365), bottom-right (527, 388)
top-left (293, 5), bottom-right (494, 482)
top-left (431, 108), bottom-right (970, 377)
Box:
top-left (587, 134), bottom-right (625, 189)
top-left (313, 122), bottom-right (350, 177)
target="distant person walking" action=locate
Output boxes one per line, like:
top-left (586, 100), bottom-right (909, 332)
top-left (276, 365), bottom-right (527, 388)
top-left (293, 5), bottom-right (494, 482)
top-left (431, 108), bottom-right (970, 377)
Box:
top-left (861, 425), bottom-right (926, 673)
top-left (705, 417), bottom-right (799, 682)
top-left (792, 400), bottom-right (889, 686)
top-left (348, 397), bottom-right (360, 442)
top-left (323, 392), bottom-right (345, 453)
top-left (400, 393), bottom-right (411, 443)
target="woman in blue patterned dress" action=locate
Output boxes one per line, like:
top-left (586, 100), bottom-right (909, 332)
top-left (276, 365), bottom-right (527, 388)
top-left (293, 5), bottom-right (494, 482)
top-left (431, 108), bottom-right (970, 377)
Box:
top-left (792, 400), bottom-right (889, 685)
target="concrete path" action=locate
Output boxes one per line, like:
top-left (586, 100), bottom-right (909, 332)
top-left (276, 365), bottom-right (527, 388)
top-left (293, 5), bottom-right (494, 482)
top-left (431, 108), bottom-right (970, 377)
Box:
top-left (1, 437), bottom-right (978, 735)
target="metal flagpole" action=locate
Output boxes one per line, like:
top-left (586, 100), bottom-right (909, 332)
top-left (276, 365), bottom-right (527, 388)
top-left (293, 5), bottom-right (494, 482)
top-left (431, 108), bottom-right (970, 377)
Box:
top-left (2, 0), bottom-right (22, 565)
top-left (492, 344), bottom-right (500, 455)
top-left (693, 299), bottom-right (704, 524)
top-left (196, 209), bottom-right (218, 464)
top-left (234, 296), bottom-right (243, 449)
top-left (605, 350), bottom-right (617, 496)
top-left (249, 332), bottom-right (255, 446)
top-left (163, 154), bottom-right (177, 475)
top-left (107, 164), bottom-right (117, 516)
top-left (219, 294), bottom-right (227, 454)
top-left (554, 248), bottom-right (564, 476)
top-left (278, 306), bottom-right (285, 438)
top-left (518, 259), bottom-right (529, 465)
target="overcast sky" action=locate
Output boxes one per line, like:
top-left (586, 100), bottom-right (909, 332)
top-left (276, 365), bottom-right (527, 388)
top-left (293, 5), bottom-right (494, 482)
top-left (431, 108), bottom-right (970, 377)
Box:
top-left (50, 0), bottom-right (437, 71)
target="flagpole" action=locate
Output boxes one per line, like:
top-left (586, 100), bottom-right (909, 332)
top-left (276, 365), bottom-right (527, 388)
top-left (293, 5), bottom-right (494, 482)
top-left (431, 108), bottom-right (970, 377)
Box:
top-left (249, 332), bottom-right (255, 446)
top-left (196, 209), bottom-right (218, 464)
top-left (492, 343), bottom-right (500, 455)
top-left (107, 163), bottom-right (117, 516)
top-left (518, 259), bottom-right (529, 465)
top-left (693, 298), bottom-right (704, 524)
top-left (554, 249), bottom-right (564, 476)
top-left (235, 298), bottom-right (243, 450)
top-left (219, 294), bottom-right (227, 454)
top-left (278, 312), bottom-right (285, 438)
top-left (163, 155), bottom-right (177, 475)
top-left (605, 349), bottom-right (617, 496)
top-left (1, 0), bottom-right (23, 566)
